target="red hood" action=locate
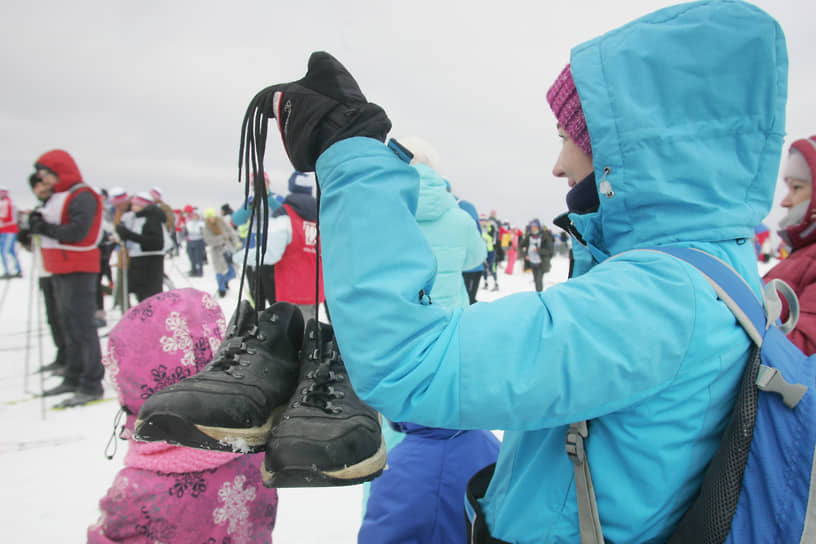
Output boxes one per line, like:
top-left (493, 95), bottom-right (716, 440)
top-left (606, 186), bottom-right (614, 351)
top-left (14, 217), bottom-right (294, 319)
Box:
top-left (780, 136), bottom-right (816, 250)
top-left (35, 149), bottom-right (83, 193)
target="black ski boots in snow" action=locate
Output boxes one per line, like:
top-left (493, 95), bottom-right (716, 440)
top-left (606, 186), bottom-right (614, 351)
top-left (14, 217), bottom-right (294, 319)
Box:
top-left (134, 300), bottom-right (304, 453)
top-left (262, 320), bottom-right (385, 487)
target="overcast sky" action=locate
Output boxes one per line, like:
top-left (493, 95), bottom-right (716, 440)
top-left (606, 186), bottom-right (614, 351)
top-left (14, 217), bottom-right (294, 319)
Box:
top-left (2, 1), bottom-right (814, 230)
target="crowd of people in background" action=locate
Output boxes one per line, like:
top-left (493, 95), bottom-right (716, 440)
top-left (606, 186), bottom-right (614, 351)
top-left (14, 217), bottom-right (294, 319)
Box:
top-left (7, 147), bottom-right (799, 410)
top-left (6, 153), bottom-right (578, 366)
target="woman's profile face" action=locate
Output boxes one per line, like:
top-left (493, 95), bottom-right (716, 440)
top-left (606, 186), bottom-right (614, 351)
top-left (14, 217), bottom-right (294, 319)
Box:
top-left (552, 125), bottom-right (594, 188)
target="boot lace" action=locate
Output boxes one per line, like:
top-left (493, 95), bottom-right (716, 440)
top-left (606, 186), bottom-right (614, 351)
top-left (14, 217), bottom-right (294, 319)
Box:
top-left (209, 326), bottom-right (264, 379)
top-left (298, 347), bottom-right (346, 414)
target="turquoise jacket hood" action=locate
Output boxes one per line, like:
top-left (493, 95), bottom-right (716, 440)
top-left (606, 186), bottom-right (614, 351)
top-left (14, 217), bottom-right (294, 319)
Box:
top-left (568, 0), bottom-right (786, 263)
top-left (415, 164), bottom-right (455, 222)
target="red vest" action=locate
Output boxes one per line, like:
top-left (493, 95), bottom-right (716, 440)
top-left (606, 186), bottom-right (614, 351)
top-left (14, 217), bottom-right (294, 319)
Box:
top-left (0, 197), bottom-right (18, 234)
top-left (274, 204), bottom-right (325, 305)
top-left (40, 184), bottom-right (103, 274)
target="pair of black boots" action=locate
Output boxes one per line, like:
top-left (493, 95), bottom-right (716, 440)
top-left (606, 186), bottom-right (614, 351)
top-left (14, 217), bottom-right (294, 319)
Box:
top-left (134, 301), bottom-right (385, 488)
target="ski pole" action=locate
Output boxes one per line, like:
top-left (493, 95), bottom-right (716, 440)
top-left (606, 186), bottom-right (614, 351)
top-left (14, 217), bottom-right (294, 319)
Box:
top-left (122, 246), bottom-right (129, 311)
top-left (0, 271), bottom-right (11, 315)
top-left (23, 236), bottom-right (38, 395)
top-left (35, 240), bottom-right (46, 419)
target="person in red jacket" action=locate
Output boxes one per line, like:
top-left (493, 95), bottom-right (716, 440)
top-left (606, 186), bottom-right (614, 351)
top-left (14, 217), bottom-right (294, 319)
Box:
top-left (256, 171), bottom-right (325, 320)
top-left (28, 150), bottom-right (106, 407)
top-left (763, 135), bottom-right (816, 354)
top-left (0, 186), bottom-right (22, 278)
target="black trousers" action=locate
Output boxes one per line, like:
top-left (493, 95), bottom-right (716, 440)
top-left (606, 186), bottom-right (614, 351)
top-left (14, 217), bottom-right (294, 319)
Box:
top-left (128, 255), bottom-right (164, 302)
top-left (529, 263), bottom-right (544, 292)
top-left (463, 271), bottom-right (483, 305)
top-left (52, 273), bottom-right (104, 394)
top-left (246, 265), bottom-right (276, 310)
top-left (97, 258), bottom-right (112, 310)
top-left (39, 276), bottom-right (67, 367)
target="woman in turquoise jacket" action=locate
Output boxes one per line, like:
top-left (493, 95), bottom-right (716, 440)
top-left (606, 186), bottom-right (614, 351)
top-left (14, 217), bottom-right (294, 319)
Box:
top-left (242, 1), bottom-right (787, 541)
top-left (413, 163), bottom-right (487, 308)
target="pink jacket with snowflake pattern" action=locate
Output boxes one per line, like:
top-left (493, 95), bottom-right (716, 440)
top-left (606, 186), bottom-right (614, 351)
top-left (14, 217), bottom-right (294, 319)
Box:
top-left (87, 288), bottom-right (278, 543)
top-left (87, 450), bottom-right (277, 543)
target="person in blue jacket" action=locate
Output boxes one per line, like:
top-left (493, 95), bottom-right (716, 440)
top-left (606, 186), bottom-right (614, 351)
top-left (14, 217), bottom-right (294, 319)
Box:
top-left (236, 1), bottom-right (786, 541)
top-left (231, 171), bottom-right (284, 308)
top-left (358, 136), bottom-right (496, 543)
top-left (456, 197), bottom-right (486, 304)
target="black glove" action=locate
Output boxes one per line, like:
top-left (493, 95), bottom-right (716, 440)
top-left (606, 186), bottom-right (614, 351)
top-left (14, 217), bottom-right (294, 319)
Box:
top-left (116, 224), bottom-right (132, 241)
top-left (17, 229), bottom-right (32, 250)
top-left (240, 51), bottom-right (392, 174)
top-left (28, 211), bottom-right (47, 235)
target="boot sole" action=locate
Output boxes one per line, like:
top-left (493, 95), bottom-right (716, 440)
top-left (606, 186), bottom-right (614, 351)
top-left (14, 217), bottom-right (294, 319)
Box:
top-left (260, 434), bottom-right (387, 488)
top-left (135, 405), bottom-right (286, 453)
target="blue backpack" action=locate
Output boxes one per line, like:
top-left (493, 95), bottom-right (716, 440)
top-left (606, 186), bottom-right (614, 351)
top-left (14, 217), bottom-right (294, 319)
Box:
top-left (568, 247), bottom-right (816, 544)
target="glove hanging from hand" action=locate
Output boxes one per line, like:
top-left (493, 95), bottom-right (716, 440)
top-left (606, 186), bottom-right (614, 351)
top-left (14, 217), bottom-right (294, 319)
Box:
top-left (115, 223), bottom-right (132, 242)
top-left (239, 51), bottom-right (392, 177)
top-left (28, 211), bottom-right (47, 235)
top-left (17, 229), bottom-right (32, 250)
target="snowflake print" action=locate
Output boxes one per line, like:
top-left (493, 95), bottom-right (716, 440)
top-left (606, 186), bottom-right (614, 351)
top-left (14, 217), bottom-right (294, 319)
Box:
top-left (134, 505), bottom-right (177, 541)
top-left (202, 323), bottom-right (225, 357)
top-left (209, 336), bottom-right (222, 357)
top-left (193, 336), bottom-right (213, 369)
top-left (166, 312), bottom-right (191, 337)
top-left (156, 291), bottom-right (181, 304)
top-left (159, 311), bottom-right (196, 367)
top-left (212, 475), bottom-right (257, 544)
top-left (202, 292), bottom-right (219, 310)
top-left (126, 302), bottom-right (154, 322)
top-left (102, 341), bottom-right (122, 399)
top-left (110, 474), bottom-right (132, 502)
top-left (169, 472), bottom-right (208, 498)
top-left (180, 348), bottom-right (195, 367)
top-left (140, 365), bottom-right (193, 399)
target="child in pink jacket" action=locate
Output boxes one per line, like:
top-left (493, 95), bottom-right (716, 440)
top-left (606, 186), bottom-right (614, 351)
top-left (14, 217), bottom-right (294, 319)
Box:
top-left (88, 288), bottom-right (278, 543)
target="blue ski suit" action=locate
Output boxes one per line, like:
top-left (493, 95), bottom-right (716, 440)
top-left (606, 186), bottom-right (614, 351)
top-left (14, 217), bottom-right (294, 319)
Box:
top-left (314, 1), bottom-right (787, 541)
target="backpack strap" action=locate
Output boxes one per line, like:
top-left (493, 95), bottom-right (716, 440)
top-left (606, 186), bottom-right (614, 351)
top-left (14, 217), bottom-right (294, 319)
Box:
top-left (568, 246), bottom-right (808, 544)
top-left (653, 247), bottom-right (767, 342)
top-left (650, 247), bottom-right (806, 408)
top-left (566, 421), bottom-right (604, 544)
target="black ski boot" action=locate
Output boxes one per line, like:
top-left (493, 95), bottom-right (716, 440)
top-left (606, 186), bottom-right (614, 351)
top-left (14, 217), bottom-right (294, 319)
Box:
top-left (262, 320), bottom-right (386, 487)
top-left (134, 300), bottom-right (304, 453)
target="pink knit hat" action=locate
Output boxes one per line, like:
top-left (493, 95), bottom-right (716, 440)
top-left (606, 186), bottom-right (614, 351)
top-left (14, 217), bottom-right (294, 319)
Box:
top-left (103, 288), bottom-right (226, 433)
top-left (546, 64), bottom-right (592, 155)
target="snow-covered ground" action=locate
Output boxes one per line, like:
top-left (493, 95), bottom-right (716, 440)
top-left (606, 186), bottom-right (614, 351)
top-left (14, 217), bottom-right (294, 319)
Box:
top-left (0, 245), bottom-right (570, 542)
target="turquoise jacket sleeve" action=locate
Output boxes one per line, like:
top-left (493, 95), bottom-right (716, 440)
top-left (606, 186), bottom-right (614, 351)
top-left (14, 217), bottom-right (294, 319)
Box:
top-left (231, 198), bottom-right (252, 228)
top-left (317, 137), bottom-right (699, 431)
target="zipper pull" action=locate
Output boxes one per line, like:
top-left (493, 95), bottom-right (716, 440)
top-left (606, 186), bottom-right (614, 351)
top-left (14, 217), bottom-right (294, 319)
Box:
top-left (598, 167), bottom-right (614, 198)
